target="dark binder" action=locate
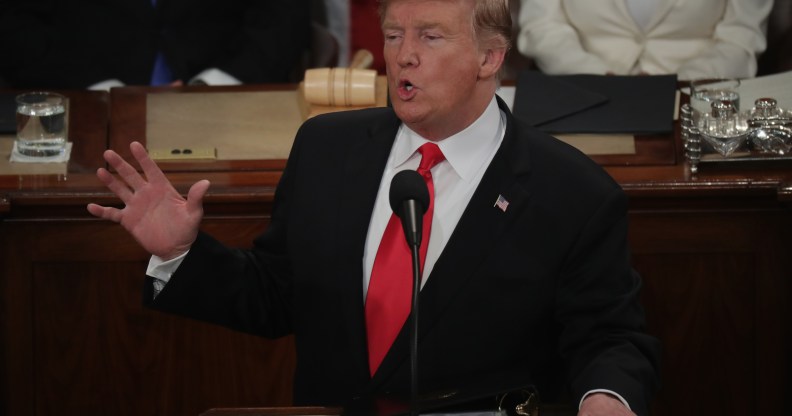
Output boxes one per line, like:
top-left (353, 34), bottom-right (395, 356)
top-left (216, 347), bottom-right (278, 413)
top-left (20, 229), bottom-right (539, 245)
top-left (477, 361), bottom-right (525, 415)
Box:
top-left (512, 71), bottom-right (677, 135)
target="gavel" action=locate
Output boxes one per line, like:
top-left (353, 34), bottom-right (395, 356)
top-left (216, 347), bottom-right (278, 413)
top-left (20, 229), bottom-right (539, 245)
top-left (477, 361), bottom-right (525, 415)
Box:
top-left (303, 50), bottom-right (378, 107)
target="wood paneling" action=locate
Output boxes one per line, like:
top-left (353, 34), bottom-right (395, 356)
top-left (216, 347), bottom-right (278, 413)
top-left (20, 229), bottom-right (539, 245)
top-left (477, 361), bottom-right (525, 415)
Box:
top-left (630, 210), bottom-right (790, 416)
top-left (1, 218), bottom-right (296, 416)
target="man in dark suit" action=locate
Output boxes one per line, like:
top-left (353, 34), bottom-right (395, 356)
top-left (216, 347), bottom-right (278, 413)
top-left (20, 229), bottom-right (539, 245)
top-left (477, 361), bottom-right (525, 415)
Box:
top-left (87, 0), bottom-right (660, 414)
top-left (0, 0), bottom-right (310, 89)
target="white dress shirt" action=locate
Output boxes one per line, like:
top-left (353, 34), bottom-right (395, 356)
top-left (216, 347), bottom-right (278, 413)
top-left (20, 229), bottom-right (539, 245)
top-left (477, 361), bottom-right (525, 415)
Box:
top-left (625, 0), bottom-right (660, 32)
top-left (362, 97), bottom-right (505, 299)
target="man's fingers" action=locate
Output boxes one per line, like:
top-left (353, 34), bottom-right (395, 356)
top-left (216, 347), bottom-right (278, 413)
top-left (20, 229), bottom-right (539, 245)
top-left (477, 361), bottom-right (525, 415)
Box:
top-left (86, 203), bottom-right (123, 223)
top-left (86, 203), bottom-right (104, 218)
top-left (186, 179), bottom-right (211, 212)
top-left (130, 141), bottom-right (169, 185)
top-left (104, 148), bottom-right (148, 191)
top-left (96, 167), bottom-right (134, 203)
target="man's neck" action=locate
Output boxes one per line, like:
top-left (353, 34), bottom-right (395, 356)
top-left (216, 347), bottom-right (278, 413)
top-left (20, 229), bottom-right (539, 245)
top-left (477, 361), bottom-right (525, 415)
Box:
top-left (412, 84), bottom-right (498, 141)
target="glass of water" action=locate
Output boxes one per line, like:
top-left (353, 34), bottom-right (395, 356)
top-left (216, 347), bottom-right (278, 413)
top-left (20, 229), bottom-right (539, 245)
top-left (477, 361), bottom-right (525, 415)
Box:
top-left (15, 92), bottom-right (68, 157)
top-left (689, 78), bottom-right (741, 127)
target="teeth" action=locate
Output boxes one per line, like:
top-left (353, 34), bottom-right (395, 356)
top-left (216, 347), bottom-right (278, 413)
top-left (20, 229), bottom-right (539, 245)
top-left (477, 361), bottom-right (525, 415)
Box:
top-left (405, 85), bottom-right (413, 91)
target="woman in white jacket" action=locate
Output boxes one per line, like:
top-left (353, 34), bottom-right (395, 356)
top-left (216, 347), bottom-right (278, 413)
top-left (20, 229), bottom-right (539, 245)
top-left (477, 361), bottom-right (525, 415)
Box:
top-left (517, 0), bottom-right (773, 80)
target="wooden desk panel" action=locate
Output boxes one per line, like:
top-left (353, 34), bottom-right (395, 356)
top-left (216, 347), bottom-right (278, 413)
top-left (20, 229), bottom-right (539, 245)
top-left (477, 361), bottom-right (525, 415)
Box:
top-left (109, 85), bottom-right (294, 173)
top-left (630, 207), bottom-right (791, 416)
top-left (0, 211), bottom-right (295, 416)
top-left (66, 90), bottom-right (111, 172)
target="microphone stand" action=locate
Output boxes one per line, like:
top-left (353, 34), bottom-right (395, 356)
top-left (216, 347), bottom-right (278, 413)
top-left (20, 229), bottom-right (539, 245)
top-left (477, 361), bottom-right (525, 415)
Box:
top-left (390, 172), bottom-right (429, 416)
top-left (409, 242), bottom-right (421, 416)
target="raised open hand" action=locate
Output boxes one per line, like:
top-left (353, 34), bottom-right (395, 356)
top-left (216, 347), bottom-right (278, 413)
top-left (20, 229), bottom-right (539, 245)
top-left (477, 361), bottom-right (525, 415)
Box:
top-left (87, 141), bottom-right (210, 260)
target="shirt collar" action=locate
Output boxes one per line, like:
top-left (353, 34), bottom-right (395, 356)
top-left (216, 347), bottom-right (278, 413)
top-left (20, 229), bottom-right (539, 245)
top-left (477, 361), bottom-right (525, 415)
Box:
top-left (391, 96), bottom-right (504, 182)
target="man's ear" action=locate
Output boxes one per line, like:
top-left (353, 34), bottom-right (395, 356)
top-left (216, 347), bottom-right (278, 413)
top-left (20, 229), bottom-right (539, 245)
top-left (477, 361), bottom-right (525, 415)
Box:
top-left (478, 47), bottom-right (507, 80)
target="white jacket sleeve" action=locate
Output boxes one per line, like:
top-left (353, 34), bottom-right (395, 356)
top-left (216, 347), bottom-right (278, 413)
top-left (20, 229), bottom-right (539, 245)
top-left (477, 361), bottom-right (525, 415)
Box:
top-left (676, 0), bottom-right (772, 79)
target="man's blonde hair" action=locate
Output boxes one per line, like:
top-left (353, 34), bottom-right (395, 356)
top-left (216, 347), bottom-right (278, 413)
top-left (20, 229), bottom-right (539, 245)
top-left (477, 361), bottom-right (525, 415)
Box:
top-left (378, 0), bottom-right (512, 51)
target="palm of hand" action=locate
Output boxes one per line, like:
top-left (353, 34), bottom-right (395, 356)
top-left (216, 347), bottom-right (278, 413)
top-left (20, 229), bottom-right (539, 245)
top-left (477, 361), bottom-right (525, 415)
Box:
top-left (87, 142), bottom-right (210, 260)
top-left (121, 177), bottom-right (203, 259)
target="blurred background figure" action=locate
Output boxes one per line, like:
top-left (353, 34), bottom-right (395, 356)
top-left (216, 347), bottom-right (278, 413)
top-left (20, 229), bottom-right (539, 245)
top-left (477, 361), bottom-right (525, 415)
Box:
top-left (516, 0), bottom-right (774, 80)
top-left (323, 0), bottom-right (386, 73)
top-left (758, 0), bottom-right (792, 74)
top-left (0, 0), bottom-right (311, 90)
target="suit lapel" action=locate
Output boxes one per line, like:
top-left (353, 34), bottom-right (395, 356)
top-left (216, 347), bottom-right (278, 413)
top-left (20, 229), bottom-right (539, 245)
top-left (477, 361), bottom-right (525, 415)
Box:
top-left (369, 98), bottom-right (535, 390)
top-left (334, 111), bottom-right (402, 380)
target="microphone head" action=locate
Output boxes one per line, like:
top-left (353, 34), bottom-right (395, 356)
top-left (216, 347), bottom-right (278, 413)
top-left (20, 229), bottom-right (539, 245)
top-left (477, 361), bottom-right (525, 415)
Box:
top-left (389, 170), bottom-right (429, 217)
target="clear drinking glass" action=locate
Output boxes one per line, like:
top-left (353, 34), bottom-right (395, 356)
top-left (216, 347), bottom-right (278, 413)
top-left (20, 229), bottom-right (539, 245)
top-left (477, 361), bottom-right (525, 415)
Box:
top-left (15, 92), bottom-right (68, 157)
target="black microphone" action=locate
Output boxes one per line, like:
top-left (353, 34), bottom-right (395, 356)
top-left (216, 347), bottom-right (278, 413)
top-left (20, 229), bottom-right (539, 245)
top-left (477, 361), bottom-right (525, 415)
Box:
top-left (389, 170), bottom-right (430, 247)
top-left (388, 169), bottom-right (429, 416)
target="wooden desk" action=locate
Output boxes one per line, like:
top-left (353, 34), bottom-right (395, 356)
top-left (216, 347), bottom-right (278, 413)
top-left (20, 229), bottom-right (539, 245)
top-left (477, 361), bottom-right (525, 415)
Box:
top-left (1, 85), bottom-right (790, 416)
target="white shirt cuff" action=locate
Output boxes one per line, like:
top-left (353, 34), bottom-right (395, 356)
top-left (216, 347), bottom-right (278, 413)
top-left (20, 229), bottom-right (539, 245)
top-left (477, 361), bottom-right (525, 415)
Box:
top-left (87, 79), bottom-right (125, 91)
top-left (189, 68), bottom-right (241, 86)
top-left (580, 389), bottom-right (631, 411)
top-left (146, 251), bottom-right (189, 283)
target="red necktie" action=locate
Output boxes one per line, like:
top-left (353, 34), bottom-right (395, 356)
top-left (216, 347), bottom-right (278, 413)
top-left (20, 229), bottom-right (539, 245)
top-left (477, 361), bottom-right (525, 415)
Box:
top-left (365, 142), bottom-right (445, 375)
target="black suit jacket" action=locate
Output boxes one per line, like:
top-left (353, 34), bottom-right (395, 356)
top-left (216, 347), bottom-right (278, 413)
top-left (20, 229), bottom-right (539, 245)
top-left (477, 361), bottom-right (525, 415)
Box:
top-left (0, 0), bottom-right (310, 88)
top-left (147, 97), bottom-right (661, 415)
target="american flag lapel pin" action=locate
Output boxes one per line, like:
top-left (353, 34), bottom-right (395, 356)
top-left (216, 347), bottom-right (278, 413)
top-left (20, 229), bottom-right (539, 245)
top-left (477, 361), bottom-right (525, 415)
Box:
top-left (494, 194), bottom-right (509, 212)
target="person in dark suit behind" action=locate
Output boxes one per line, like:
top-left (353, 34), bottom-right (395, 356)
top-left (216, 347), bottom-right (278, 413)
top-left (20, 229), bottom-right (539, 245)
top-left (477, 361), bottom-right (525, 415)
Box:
top-left (0, 0), bottom-right (310, 89)
top-left (87, 0), bottom-right (660, 414)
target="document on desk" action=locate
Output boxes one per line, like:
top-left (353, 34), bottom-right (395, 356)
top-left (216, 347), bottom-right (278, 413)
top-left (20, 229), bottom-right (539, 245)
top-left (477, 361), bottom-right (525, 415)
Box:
top-left (512, 71), bottom-right (678, 135)
top-left (147, 91), bottom-right (304, 160)
top-left (735, 70), bottom-right (792, 110)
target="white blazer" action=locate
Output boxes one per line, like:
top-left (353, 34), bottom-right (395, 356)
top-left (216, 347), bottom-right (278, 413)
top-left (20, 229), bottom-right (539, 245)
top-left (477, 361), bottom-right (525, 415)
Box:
top-left (517, 0), bottom-right (773, 79)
